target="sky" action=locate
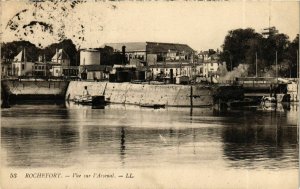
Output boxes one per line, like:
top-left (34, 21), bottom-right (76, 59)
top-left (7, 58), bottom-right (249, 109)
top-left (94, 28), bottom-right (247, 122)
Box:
top-left (1, 0), bottom-right (299, 51)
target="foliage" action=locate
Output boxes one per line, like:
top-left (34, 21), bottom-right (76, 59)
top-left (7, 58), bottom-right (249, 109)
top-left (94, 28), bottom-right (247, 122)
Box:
top-left (1, 41), bottom-right (41, 62)
top-left (220, 27), bottom-right (298, 77)
top-left (43, 39), bottom-right (78, 66)
top-left (1, 39), bottom-right (125, 67)
top-left (1, 39), bottom-right (78, 66)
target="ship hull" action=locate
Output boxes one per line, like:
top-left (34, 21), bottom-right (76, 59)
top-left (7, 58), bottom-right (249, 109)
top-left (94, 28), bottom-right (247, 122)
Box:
top-left (1, 80), bottom-right (69, 103)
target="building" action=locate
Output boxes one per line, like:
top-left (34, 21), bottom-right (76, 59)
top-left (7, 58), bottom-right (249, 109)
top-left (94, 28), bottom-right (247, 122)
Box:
top-left (201, 62), bottom-right (222, 77)
top-left (79, 49), bottom-right (114, 80)
top-left (50, 49), bottom-right (71, 77)
top-left (79, 65), bottom-right (112, 80)
top-left (105, 42), bottom-right (195, 66)
top-left (11, 49), bottom-right (35, 76)
top-left (80, 49), bottom-right (101, 66)
top-left (51, 49), bottom-right (70, 65)
top-left (149, 62), bottom-right (202, 82)
top-left (109, 64), bottom-right (146, 82)
top-left (1, 58), bottom-right (12, 78)
top-left (197, 49), bottom-right (223, 77)
top-left (32, 55), bottom-right (48, 77)
top-left (105, 42), bottom-right (147, 62)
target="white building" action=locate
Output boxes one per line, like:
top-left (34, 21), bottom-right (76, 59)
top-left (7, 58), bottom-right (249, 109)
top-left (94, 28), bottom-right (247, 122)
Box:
top-left (51, 49), bottom-right (70, 66)
top-left (201, 62), bottom-right (221, 77)
top-left (149, 62), bottom-right (198, 80)
top-left (80, 49), bottom-right (101, 66)
top-left (11, 49), bottom-right (34, 76)
top-left (50, 49), bottom-right (71, 77)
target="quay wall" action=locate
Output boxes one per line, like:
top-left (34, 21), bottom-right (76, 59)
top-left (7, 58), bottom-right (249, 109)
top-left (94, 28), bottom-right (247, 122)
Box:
top-left (66, 81), bottom-right (214, 107)
top-left (1, 80), bottom-right (69, 101)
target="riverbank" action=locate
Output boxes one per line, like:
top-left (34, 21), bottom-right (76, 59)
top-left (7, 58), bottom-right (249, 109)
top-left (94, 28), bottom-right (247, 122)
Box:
top-left (1, 80), bottom-right (244, 108)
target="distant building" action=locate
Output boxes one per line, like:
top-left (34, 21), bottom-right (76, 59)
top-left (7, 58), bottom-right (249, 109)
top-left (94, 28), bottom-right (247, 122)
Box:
top-left (197, 49), bottom-right (223, 77)
top-left (32, 55), bottom-right (48, 77)
top-left (50, 49), bottom-right (71, 77)
top-left (149, 62), bottom-right (201, 82)
top-left (80, 49), bottom-right (101, 66)
top-left (1, 58), bottom-right (12, 78)
top-left (109, 64), bottom-right (146, 82)
top-left (202, 62), bottom-right (223, 77)
top-left (51, 49), bottom-right (70, 66)
top-left (198, 49), bottom-right (220, 63)
top-left (105, 42), bottom-right (195, 66)
top-left (79, 65), bottom-right (112, 80)
top-left (79, 49), bottom-right (112, 80)
top-left (11, 49), bottom-right (35, 76)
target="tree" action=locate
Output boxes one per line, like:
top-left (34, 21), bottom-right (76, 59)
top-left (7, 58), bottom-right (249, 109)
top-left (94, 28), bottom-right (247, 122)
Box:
top-left (285, 34), bottom-right (299, 78)
top-left (1, 39), bottom-right (78, 66)
top-left (1, 41), bottom-right (41, 62)
top-left (220, 27), bottom-right (293, 77)
top-left (220, 28), bottom-right (263, 72)
top-left (261, 33), bottom-right (290, 68)
top-left (42, 39), bottom-right (78, 66)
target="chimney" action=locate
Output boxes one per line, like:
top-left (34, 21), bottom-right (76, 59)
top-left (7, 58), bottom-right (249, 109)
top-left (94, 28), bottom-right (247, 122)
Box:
top-left (56, 48), bottom-right (58, 63)
top-left (23, 48), bottom-right (27, 62)
top-left (122, 46), bottom-right (126, 65)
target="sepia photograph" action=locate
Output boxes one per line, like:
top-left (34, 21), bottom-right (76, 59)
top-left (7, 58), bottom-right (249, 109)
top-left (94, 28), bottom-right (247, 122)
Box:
top-left (0, 0), bottom-right (299, 188)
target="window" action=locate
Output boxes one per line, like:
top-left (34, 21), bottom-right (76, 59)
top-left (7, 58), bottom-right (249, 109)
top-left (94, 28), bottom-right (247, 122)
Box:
top-left (56, 69), bottom-right (58, 73)
top-left (22, 64), bottom-right (25, 70)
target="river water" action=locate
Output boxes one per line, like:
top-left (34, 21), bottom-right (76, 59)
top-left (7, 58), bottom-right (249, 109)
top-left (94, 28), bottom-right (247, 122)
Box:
top-left (1, 102), bottom-right (299, 189)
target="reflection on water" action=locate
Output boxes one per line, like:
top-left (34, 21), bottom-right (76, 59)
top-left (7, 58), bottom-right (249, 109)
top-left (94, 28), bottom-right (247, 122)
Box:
top-left (1, 102), bottom-right (298, 171)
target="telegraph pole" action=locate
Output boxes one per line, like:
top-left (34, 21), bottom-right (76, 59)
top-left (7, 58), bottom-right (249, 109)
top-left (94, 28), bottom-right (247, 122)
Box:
top-left (255, 52), bottom-right (258, 77)
top-left (297, 50), bottom-right (299, 79)
top-left (275, 51), bottom-right (278, 82)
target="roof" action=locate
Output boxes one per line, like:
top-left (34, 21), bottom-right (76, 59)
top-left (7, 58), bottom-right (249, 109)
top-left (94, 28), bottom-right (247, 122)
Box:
top-left (146, 42), bottom-right (194, 54)
top-left (51, 49), bottom-right (70, 61)
top-left (13, 50), bottom-right (26, 62)
top-left (104, 42), bottom-right (195, 54)
top-left (105, 42), bottom-right (147, 52)
top-left (149, 62), bottom-right (194, 68)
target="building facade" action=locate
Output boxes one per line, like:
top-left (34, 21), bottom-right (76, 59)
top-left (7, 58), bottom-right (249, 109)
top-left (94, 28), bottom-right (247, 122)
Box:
top-left (105, 42), bottom-right (195, 66)
top-left (50, 49), bottom-right (71, 77)
top-left (11, 49), bottom-right (35, 76)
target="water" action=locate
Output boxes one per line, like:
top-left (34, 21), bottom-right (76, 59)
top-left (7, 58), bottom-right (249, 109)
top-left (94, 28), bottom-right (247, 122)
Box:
top-left (1, 102), bottom-right (299, 189)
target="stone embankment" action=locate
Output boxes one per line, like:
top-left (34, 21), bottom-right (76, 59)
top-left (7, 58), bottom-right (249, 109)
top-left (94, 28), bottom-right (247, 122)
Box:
top-left (66, 81), bottom-right (214, 107)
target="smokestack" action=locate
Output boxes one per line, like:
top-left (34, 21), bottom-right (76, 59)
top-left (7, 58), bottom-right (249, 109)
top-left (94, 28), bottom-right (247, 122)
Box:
top-left (23, 48), bottom-right (27, 62)
top-left (122, 46), bottom-right (126, 65)
top-left (56, 48), bottom-right (58, 64)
